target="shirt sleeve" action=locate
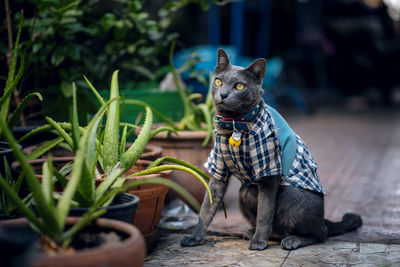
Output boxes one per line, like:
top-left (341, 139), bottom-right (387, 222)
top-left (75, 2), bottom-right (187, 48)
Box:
top-left (204, 139), bottom-right (231, 183)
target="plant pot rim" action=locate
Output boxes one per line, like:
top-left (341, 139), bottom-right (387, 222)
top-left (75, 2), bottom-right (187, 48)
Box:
top-left (11, 156), bottom-right (75, 172)
top-left (69, 193), bottom-right (139, 212)
top-left (0, 216), bottom-right (145, 261)
top-left (153, 130), bottom-right (210, 141)
top-left (136, 125), bottom-right (210, 141)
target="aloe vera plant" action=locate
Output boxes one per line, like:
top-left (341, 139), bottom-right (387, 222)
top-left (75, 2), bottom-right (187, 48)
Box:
top-left (0, 15), bottom-right (42, 218)
top-left (0, 14), bottom-right (43, 140)
top-left (0, 98), bottom-right (204, 249)
top-left (17, 70), bottom-right (213, 210)
top-left (0, 99), bottom-right (112, 248)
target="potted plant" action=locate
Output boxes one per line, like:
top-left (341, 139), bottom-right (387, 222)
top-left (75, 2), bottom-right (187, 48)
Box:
top-left (0, 102), bottom-right (147, 266)
top-left (0, 94), bottom-right (206, 265)
top-left (17, 70), bottom-right (213, 248)
top-left (84, 70), bottom-right (213, 247)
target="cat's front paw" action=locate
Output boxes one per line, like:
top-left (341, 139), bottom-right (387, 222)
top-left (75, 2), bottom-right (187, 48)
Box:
top-left (181, 235), bottom-right (202, 247)
top-left (248, 237), bottom-right (268, 250)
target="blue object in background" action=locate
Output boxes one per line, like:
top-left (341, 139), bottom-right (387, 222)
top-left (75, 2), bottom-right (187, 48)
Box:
top-left (173, 45), bottom-right (238, 77)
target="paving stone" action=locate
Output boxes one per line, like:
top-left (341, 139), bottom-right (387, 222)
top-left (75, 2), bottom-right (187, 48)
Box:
top-left (285, 242), bottom-right (361, 267)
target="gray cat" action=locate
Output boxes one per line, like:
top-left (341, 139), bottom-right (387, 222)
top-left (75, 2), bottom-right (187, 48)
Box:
top-left (180, 49), bottom-right (362, 250)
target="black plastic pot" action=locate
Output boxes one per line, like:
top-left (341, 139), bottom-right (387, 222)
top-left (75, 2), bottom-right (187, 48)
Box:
top-left (68, 193), bottom-right (140, 224)
top-left (31, 193), bottom-right (140, 224)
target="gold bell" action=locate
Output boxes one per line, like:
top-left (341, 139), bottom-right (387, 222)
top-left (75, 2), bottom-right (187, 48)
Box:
top-left (229, 131), bottom-right (242, 147)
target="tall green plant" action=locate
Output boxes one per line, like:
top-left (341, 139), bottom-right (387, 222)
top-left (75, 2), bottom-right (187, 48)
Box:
top-left (17, 70), bottom-right (213, 209)
top-left (0, 14), bottom-right (42, 138)
top-left (0, 97), bottom-right (203, 249)
top-left (0, 99), bottom-right (111, 248)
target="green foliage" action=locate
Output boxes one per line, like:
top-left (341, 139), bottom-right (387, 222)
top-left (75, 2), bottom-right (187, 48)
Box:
top-left (0, 157), bottom-right (25, 218)
top-left (17, 70), bottom-right (213, 209)
top-left (0, 14), bottom-right (42, 138)
top-left (0, 101), bottom-right (110, 248)
top-left (168, 41), bottom-right (215, 146)
top-left (4, 0), bottom-right (229, 99)
top-left (0, 94), bottom-right (205, 249)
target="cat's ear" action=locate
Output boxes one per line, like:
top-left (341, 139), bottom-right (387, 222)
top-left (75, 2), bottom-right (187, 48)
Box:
top-left (245, 58), bottom-right (266, 84)
top-left (215, 48), bottom-right (230, 74)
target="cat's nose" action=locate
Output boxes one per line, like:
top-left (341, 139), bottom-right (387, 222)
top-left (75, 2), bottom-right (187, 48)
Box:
top-left (220, 91), bottom-right (229, 99)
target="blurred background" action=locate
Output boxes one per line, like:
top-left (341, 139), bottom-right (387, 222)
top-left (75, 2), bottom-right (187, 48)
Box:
top-left (1, 0), bottom-right (400, 122)
top-left (170, 0), bottom-right (400, 113)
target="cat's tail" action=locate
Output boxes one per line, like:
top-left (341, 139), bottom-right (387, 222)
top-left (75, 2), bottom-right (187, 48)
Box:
top-left (325, 213), bottom-right (363, 237)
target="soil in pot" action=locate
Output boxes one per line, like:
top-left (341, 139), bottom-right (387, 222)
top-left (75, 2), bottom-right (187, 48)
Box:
top-left (0, 217), bottom-right (145, 267)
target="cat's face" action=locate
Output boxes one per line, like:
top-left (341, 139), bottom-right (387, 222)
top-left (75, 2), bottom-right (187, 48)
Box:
top-left (212, 49), bottom-right (266, 117)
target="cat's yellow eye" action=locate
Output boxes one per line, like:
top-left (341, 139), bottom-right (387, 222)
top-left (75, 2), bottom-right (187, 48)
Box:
top-left (214, 78), bottom-right (223, 86)
top-left (235, 83), bottom-right (245, 90)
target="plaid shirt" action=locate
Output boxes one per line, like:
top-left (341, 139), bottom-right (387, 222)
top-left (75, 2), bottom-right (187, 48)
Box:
top-left (205, 104), bottom-right (326, 195)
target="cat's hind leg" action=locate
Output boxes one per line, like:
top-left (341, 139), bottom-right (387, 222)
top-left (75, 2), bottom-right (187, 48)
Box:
top-left (280, 235), bottom-right (320, 250)
top-left (274, 186), bottom-right (328, 250)
top-left (243, 228), bottom-right (255, 240)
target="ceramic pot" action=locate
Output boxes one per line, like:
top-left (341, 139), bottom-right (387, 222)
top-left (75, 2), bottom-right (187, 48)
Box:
top-left (11, 157), bottom-right (75, 193)
top-left (0, 217), bottom-right (146, 267)
top-left (124, 160), bottom-right (172, 250)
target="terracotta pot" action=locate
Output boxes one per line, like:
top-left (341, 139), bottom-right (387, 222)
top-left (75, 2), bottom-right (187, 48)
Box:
top-left (148, 131), bottom-right (212, 208)
top-left (11, 157), bottom-right (75, 193)
top-left (12, 157), bottom-right (75, 174)
top-left (124, 160), bottom-right (172, 250)
top-left (23, 145), bottom-right (74, 158)
top-left (0, 217), bottom-right (145, 267)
